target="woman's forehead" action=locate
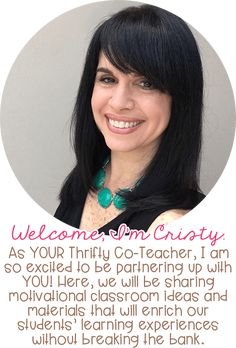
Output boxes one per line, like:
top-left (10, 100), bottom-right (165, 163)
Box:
top-left (97, 52), bottom-right (110, 66)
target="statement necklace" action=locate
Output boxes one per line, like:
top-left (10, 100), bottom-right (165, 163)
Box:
top-left (93, 159), bottom-right (140, 210)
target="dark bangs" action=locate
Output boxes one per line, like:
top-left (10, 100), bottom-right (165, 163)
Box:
top-left (97, 4), bottom-right (202, 102)
top-left (98, 6), bottom-right (169, 93)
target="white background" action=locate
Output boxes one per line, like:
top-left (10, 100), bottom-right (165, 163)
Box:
top-left (0, 0), bottom-right (235, 347)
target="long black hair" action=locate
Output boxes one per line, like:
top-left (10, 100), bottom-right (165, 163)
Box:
top-left (58, 4), bottom-right (204, 212)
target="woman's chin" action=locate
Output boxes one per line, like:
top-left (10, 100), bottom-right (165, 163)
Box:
top-left (104, 138), bottom-right (140, 154)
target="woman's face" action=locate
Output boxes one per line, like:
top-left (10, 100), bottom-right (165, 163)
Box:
top-left (91, 52), bottom-right (172, 157)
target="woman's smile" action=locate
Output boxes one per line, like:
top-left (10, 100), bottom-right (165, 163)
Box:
top-left (105, 113), bottom-right (144, 134)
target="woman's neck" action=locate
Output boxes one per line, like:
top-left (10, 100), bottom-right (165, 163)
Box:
top-left (105, 149), bottom-right (155, 191)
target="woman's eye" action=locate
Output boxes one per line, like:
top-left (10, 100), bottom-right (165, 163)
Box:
top-left (98, 76), bottom-right (116, 84)
top-left (139, 80), bottom-right (154, 89)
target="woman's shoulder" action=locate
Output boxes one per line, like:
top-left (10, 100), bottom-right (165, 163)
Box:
top-left (147, 209), bottom-right (189, 232)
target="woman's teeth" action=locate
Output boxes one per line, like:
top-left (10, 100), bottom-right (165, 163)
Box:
top-left (108, 119), bottom-right (141, 129)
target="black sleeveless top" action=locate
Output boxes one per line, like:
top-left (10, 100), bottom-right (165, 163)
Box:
top-left (54, 186), bottom-right (205, 235)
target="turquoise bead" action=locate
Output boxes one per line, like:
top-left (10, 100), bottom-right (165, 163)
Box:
top-left (98, 188), bottom-right (112, 208)
top-left (93, 169), bottom-right (105, 189)
top-left (113, 193), bottom-right (126, 210)
top-left (93, 160), bottom-right (133, 210)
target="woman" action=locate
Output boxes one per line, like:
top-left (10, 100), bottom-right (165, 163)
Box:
top-left (55, 4), bottom-right (205, 233)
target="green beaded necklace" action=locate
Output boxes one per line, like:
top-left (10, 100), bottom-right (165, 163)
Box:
top-left (93, 159), bottom-right (140, 210)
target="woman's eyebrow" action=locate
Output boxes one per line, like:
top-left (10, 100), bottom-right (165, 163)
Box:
top-left (96, 67), bottom-right (143, 78)
top-left (96, 67), bottom-right (113, 74)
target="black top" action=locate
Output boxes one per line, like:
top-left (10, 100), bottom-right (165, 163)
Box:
top-left (54, 187), bottom-right (205, 234)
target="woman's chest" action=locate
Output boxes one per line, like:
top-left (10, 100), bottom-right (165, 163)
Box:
top-left (79, 192), bottom-right (122, 231)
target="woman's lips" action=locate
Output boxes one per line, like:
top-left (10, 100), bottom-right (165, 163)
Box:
top-left (105, 114), bottom-right (144, 134)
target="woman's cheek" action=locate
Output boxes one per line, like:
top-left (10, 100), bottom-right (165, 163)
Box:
top-left (92, 87), bottom-right (105, 114)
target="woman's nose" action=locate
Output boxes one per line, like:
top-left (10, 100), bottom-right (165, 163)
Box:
top-left (108, 84), bottom-right (135, 110)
